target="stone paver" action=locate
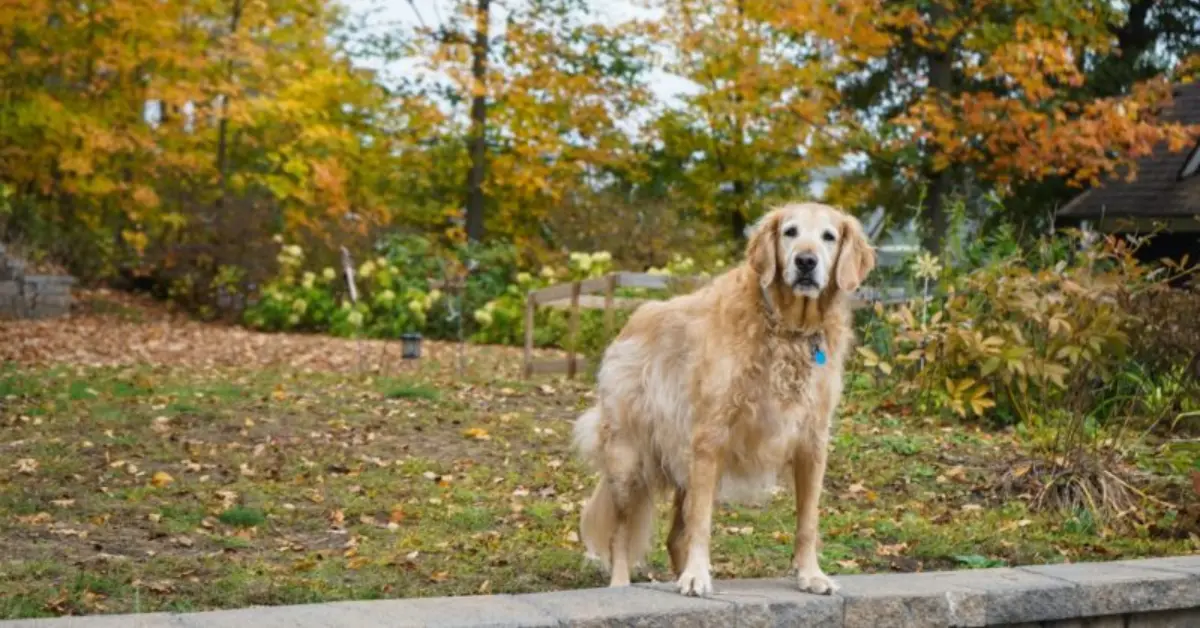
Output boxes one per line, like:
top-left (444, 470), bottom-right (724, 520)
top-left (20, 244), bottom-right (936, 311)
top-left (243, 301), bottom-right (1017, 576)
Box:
top-left (1021, 560), bottom-right (1200, 616)
top-left (175, 595), bottom-right (558, 628)
top-left (2, 557), bottom-right (1199, 627)
top-left (704, 578), bottom-right (842, 628)
top-left (522, 584), bottom-right (736, 627)
top-left (1123, 555), bottom-right (1200, 578)
top-left (834, 570), bottom-right (982, 628)
top-left (1, 614), bottom-right (180, 628)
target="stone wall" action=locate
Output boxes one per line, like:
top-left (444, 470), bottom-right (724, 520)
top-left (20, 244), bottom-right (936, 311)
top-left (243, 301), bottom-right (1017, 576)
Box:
top-left (1, 555), bottom-right (1197, 627)
top-left (0, 244), bottom-right (75, 320)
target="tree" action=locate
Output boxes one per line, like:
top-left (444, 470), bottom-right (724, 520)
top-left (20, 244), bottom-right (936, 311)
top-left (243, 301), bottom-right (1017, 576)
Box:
top-left (642, 0), bottom-right (857, 239)
top-left (407, 0), bottom-right (653, 251)
top-left (465, 0), bottom-right (490, 242)
top-left (835, 0), bottom-right (1200, 252)
top-left (0, 0), bottom-right (434, 287)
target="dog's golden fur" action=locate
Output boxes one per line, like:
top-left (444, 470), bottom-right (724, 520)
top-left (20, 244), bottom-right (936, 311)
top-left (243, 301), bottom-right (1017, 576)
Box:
top-left (572, 202), bottom-right (875, 597)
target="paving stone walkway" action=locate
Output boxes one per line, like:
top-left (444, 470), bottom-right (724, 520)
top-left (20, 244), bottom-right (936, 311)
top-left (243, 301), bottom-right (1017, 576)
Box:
top-left (3, 556), bottom-right (1198, 627)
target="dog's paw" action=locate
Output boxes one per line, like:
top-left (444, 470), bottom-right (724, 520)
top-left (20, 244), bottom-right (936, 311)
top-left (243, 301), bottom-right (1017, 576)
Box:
top-left (796, 568), bottom-right (838, 596)
top-left (677, 565), bottom-right (713, 597)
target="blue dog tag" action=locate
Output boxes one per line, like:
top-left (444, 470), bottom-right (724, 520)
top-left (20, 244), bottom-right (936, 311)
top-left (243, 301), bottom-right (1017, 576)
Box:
top-left (814, 348), bottom-right (827, 366)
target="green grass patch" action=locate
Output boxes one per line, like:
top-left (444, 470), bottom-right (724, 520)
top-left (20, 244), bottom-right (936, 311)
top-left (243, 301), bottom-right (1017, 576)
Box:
top-left (1, 357), bottom-right (1193, 621)
top-left (218, 507), bottom-right (266, 528)
top-left (382, 381), bottom-right (440, 401)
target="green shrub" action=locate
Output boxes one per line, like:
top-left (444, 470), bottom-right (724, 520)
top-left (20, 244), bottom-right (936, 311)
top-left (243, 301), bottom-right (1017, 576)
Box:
top-left (859, 231), bottom-right (1152, 425)
top-left (856, 228), bottom-right (1197, 523)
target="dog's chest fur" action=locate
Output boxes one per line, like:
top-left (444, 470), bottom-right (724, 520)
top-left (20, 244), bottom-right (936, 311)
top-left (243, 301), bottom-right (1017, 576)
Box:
top-left (718, 335), bottom-right (825, 503)
top-left (764, 335), bottom-right (821, 406)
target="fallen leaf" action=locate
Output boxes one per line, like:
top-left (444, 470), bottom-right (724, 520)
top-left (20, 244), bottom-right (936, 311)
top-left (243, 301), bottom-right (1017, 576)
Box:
top-left (876, 542), bottom-right (908, 557)
top-left (18, 512), bottom-right (52, 525)
top-left (151, 416), bottom-right (171, 434)
top-left (836, 559), bottom-right (859, 569)
top-left (50, 499), bottom-right (75, 508)
top-left (429, 571), bottom-right (450, 583)
top-left (462, 427), bottom-right (490, 440)
top-left (389, 505), bottom-right (406, 524)
top-left (14, 458), bottom-right (38, 474)
top-left (944, 465), bottom-right (967, 482)
top-left (151, 471), bottom-right (175, 488)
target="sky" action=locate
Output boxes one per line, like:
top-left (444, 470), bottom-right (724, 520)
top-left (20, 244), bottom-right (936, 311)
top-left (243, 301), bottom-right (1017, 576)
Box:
top-left (337, 0), bottom-right (698, 106)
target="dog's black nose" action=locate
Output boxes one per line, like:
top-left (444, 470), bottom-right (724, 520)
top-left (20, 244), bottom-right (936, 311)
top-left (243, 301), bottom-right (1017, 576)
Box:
top-left (794, 254), bottom-right (817, 272)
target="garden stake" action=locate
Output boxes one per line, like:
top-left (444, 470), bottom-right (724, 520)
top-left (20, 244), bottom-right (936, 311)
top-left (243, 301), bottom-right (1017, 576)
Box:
top-left (341, 246), bottom-right (364, 375)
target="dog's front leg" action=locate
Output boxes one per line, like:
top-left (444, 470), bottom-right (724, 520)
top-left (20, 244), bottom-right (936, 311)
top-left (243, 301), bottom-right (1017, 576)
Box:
top-left (677, 435), bottom-right (723, 597)
top-left (792, 435), bottom-right (838, 595)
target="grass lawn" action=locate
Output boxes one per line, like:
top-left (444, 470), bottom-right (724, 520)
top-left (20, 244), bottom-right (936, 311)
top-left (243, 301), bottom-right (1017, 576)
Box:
top-left (1, 291), bottom-right (1196, 619)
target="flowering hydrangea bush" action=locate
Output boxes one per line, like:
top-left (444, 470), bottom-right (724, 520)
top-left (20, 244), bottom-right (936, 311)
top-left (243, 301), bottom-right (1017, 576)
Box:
top-left (244, 239), bottom-right (440, 337)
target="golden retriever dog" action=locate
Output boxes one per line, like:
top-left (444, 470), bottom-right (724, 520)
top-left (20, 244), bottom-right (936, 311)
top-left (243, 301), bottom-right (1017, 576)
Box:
top-left (572, 201), bottom-right (875, 597)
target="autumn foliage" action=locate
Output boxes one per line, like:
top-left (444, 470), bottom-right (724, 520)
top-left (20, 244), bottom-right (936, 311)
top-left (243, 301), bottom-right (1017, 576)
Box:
top-left (0, 0), bottom-right (1197, 295)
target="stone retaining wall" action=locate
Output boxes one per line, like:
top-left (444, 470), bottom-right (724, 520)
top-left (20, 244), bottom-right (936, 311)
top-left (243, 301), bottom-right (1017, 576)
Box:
top-left (0, 244), bottom-right (75, 320)
top-left (2, 556), bottom-right (1198, 627)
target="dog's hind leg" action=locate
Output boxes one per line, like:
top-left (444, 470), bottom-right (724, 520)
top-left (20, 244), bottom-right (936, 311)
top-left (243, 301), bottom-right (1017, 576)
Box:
top-left (667, 487), bottom-right (688, 576)
top-left (603, 432), bottom-right (656, 587)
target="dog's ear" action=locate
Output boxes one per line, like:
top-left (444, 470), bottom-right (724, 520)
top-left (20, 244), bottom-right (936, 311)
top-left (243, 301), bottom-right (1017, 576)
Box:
top-left (835, 213), bottom-right (876, 293)
top-left (746, 210), bottom-right (780, 289)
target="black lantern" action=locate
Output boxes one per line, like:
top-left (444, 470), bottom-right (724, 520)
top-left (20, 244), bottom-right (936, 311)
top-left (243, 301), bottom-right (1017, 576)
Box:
top-left (401, 333), bottom-right (422, 360)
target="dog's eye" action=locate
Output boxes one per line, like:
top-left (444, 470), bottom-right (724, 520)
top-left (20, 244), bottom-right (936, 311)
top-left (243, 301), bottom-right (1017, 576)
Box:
top-left (822, 231), bottom-right (837, 242)
top-left (783, 226), bottom-right (798, 238)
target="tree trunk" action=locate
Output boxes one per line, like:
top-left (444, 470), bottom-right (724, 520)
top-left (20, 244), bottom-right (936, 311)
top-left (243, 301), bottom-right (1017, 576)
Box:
top-left (922, 6), bottom-right (953, 255)
top-left (464, 0), bottom-right (490, 242)
top-left (730, 180), bottom-right (748, 240)
top-left (921, 168), bottom-right (951, 255)
top-left (215, 0), bottom-right (243, 211)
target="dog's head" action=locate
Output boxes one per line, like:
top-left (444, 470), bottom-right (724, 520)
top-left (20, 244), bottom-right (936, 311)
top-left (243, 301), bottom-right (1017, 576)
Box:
top-left (747, 202), bottom-right (876, 298)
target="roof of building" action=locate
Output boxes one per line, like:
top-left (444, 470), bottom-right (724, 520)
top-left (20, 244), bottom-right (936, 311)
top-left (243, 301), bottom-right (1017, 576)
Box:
top-left (1057, 82), bottom-right (1200, 221)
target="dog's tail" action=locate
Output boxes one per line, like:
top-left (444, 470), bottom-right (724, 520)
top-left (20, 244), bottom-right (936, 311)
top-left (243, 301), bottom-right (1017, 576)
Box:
top-left (572, 406), bottom-right (603, 469)
top-left (574, 406), bottom-right (654, 571)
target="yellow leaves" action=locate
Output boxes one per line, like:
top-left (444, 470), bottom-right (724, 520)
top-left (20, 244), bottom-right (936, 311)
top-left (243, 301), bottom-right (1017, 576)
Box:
top-left (856, 347), bottom-right (893, 375)
top-left (131, 185), bottom-right (159, 209)
top-left (463, 427), bottom-right (490, 440)
top-left (945, 378), bottom-right (995, 418)
top-left (150, 471), bottom-right (175, 488)
top-left (122, 230), bottom-right (149, 257)
top-left (936, 465), bottom-right (968, 485)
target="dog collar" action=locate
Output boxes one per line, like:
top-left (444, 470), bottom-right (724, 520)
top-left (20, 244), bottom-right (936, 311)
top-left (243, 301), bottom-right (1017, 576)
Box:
top-left (761, 283), bottom-right (826, 365)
